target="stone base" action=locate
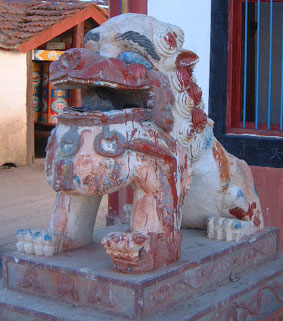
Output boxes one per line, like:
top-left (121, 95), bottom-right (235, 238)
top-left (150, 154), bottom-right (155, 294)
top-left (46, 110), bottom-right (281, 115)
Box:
top-left (0, 226), bottom-right (282, 320)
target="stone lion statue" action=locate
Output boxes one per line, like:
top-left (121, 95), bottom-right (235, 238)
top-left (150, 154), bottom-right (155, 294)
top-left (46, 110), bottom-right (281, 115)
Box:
top-left (16, 14), bottom-right (263, 273)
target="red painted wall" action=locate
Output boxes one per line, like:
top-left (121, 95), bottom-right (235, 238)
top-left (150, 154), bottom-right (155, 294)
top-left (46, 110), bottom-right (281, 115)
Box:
top-left (250, 166), bottom-right (283, 250)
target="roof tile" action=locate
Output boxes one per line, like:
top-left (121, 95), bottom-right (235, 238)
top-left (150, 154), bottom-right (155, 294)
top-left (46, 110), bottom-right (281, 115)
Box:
top-left (0, 0), bottom-right (108, 49)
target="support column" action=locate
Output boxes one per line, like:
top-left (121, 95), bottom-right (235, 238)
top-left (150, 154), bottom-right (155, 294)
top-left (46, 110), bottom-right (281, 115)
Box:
top-left (127, 0), bottom-right (147, 14)
top-left (107, 0), bottom-right (147, 225)
top-left (70, 22), bottom-right (84, 107)
top-left (109, 0), bottom-right (121, 17)
top-left (110, 0), bottom-right (147, 17)
top-left (26, 51), bottom-right (34, 165)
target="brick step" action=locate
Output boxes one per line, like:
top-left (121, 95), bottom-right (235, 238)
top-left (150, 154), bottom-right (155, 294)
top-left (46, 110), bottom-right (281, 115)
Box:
top-left (0, 253), bottom-right (282, 321)
top-left (1, 226), bottom-right (280, 320)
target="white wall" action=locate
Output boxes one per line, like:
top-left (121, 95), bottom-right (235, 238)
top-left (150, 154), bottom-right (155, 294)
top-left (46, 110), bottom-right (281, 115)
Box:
top-left (148, 0), bottom-right (211, 112)
top-left (0, 50), bottom-right (28, 166)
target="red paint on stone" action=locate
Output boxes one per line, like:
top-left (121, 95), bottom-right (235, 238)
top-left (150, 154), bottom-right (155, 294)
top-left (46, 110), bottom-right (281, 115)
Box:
top-left (229, 207), bottom-right (247, 220)
top-left (229, 202), bottom-right (261, 227)
top-left (176, 50), bottom-right (199, 69)
top-left (212, 141), bottom-right (230, 191)
top-left (192, 107), bottom-right (207, 131)
top-left (51, 49), bottom-right (151, 89)
top-left (175, 51), bottom-right (203, 106)
top-left (108, 231), bottom-right (182, 273)
top-left (51, 48), bottom-right (175, 132)
top-left (164, 32), bottom-right (177, 49)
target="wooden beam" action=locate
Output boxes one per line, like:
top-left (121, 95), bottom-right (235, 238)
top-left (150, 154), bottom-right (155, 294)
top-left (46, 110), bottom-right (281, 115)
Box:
top-left (26, 52), bottom-right (34, 164)
top-left (127, 0), bottom-right (147, 14)
top-left (18, 5), bottom-right (108, 53)
top-left (109, 0), bottom-right (121, 17)
top-left (70, 22), bottom-right (84, 107)
top-left (73, 22), bottom-right (85, 48)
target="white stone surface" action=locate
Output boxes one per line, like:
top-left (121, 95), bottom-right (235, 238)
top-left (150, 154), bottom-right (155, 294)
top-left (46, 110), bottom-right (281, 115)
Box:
top-left (207, 217), bottom-right (255, 241)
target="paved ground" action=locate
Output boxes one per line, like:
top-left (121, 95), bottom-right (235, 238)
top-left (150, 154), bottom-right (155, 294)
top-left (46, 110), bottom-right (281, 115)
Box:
top-left (0, 159), bottom-right (107, 276)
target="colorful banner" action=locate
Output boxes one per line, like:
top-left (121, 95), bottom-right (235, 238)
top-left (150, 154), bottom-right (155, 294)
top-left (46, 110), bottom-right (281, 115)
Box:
top-left (32, 62), bottom-right (42, 122)
top-left (33, 50), bottom-right (64, 61)
top-left (41, 62), bottom-right (69, 124)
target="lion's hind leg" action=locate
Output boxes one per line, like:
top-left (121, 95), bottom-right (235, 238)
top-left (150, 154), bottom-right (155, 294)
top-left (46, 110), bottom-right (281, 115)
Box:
top-left (207, 158), bottom-right (264, 242)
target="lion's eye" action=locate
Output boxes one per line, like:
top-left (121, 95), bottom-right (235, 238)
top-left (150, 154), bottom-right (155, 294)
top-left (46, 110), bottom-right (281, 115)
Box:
top-left (118, 51), bottom-right (153, 70)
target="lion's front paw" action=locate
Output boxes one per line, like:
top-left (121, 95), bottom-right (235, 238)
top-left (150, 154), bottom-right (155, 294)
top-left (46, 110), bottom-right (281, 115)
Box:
top-left (16, 229), bottom-right (59, 257)
top-left (102, 232), bottom-right (151, 272)
top-left (207, 217), bottom-right (255, 241)
top-left (102, 231), bottom-right (182, 273)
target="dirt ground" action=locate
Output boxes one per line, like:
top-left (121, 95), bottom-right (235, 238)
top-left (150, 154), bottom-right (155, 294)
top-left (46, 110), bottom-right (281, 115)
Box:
top-left (0, 159), bottom-right (107, 276)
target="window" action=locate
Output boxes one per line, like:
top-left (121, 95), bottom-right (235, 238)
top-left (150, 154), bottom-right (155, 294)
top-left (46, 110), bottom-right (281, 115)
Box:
top-left (209, 0), bottom-right (283, 168)
top-left (227, 0), bottom-right (283, 137)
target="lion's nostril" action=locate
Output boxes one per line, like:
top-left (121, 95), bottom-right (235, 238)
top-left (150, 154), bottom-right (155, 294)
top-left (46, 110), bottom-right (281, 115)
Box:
top-left (60, 53), bottom-right (71, 69)
top-left (71, 51), bottom-right (82, 69)
top-left (59, 51), bottom-right (82, 70)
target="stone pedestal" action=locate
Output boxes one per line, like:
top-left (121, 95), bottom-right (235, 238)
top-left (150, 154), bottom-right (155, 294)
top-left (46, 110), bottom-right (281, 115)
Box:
top-left (0, 226), bottom-right (282, 321)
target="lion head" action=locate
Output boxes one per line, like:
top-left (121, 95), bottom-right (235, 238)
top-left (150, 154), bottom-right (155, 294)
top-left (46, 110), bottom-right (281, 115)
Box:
top-left (50, 13), bottom-right (214, 161)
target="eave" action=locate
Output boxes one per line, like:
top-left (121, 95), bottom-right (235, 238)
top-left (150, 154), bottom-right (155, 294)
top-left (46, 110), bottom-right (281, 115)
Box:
top-left (17, 5), bottom-right (108, 53)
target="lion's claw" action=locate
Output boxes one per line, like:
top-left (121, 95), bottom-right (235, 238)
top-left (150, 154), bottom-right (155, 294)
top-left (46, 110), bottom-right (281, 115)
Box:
top-left (102, 231), bottom-right (182, 273)
top-left (102, 231), bottom-right (149, 262)
top-left (16, 229), bottom-right (58, 257)
top-left (207, 217), bottom-right (255, 241)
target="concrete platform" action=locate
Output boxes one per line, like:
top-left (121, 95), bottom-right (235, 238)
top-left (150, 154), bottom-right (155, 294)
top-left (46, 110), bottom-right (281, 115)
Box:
top-left (0, 225), bottom-right (281, 320)
top-left (0, 255), bottom-right (282, 321)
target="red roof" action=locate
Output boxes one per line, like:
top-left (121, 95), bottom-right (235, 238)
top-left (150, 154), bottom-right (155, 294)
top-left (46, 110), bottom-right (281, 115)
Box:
top-left (0, 0), bottom-right (108, 51)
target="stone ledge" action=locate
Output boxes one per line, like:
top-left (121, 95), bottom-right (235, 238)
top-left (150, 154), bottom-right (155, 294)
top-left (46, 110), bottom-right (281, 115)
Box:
top-left (2, 226), bottom-right (280, 319)
top-left (0, 253), bottom-right (282, 321)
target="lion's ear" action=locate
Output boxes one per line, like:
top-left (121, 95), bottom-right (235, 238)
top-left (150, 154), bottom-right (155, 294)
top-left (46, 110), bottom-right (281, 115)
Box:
top-left (176, 51), bottom-right (199, 70)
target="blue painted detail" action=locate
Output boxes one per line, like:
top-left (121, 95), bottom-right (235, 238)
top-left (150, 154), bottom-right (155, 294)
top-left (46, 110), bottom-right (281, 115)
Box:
top-left (267, 0), bottom-right (273, 130)
top-left (45, 128), bottom-right (56, 153)
top-left (237, 189), bottom-right (244, 199)
top-left (118, 51), bottom-right (153, 70)
top-left (255, 0), bottom-right (261, 129)
top-left (74, 175), bottom-right (81, 187)
top-left (33, 231), bottom-right (41, 238)
top-left (51, 89), bottom-right (69, 99)
top-left (44, 234), bottom-right (52, 241)
top-left (59, 125), bottom-right (80, 158)
top-left (243, 0), bottom-right (248, 129)
top-left (234, 222), bottom-right (242, 229)
top-left (64, 159), bottom-right (73, 166)
top-left (225, 178), bottom-right (231, 189)
top-left (254, 184), bottom-right (259, 196)
top-left (204, 128), bottom-right (213, 149)
top-left (16, 229), bottom-right (24, 235)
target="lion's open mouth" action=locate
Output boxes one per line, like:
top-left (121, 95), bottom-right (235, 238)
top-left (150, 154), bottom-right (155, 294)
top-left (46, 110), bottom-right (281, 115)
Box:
top-left (50, 48), bottom-right (174, 131)
top-left (50, 48), bottom-right (155, 114)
